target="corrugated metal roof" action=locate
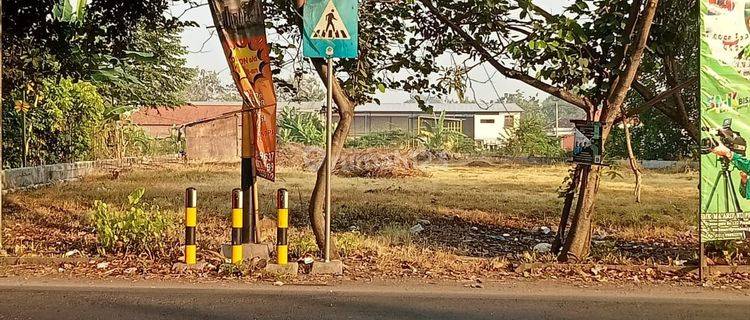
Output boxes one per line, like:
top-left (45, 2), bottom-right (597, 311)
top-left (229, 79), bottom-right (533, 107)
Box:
top-left (132, 101), bottom-right (522, 127)
top-left (184, 101), bottom-right (523, 113)
top-left (187, 101), bottom-right (324, 111)
top-left (354, 102), bottom-right (524, 113)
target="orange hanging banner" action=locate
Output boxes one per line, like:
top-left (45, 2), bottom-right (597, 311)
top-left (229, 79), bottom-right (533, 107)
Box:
top-left (209, 0), bottom-right (277, 181)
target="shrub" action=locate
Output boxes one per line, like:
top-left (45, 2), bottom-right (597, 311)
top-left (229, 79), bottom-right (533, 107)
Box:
top-left (289, 232), bottom-right (319, 257)
top-left (89, 188), bottom-right (176, 256)
top-left (418, 111), bottom-right (477, 154)
top-left (277, 107), bottom-right (325, 146)
top-left (499, 114), bottom-right (565, 158)
top-left (4, 78), bottom-right (106, 167)
top-left (92, 122), bottom-right (183, 159)
top-left (346, 130), bottom-right (415, 149)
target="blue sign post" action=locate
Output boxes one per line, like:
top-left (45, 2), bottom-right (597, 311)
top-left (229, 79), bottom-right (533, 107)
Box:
top-left (303, 0), bottom-right (359, 58)
top-left (302, 0), bottom-right (358, 266)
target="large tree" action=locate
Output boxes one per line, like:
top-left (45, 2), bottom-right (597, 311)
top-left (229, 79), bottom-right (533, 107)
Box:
top-left (3, 1), bottom-right (196, 166)
top-left (262, 0), bottom-right (452, 253)
top-left (3, 0), bottom-right (193, 89)
top-left (412, 0), bottom-right (662, 260)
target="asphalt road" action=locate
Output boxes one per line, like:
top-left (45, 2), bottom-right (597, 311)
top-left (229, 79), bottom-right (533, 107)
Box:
top-left (0, 278), bottom-right (748, 320)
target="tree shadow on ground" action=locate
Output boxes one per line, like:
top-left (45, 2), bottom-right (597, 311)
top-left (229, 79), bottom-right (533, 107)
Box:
top-left (417, 214), bottom-right (696, 264)
top-left (316, 201), bottom-right (695, 264)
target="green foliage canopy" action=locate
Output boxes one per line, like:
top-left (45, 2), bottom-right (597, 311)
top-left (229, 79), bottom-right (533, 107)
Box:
top-left (4, 78), bottom-right (105, 166)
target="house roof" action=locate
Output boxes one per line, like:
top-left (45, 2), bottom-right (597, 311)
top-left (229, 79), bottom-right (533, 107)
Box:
top-left (130, 101), bottom-right (325, 126)
top-left (129, 103), bottom-right (241, 126)
top-left (354, 102), bottom-right (524, 113)
top-left (130, 101), bottom-right (523, 127)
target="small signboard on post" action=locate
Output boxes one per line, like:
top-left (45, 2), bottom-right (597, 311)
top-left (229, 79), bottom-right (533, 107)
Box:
top-left (570, 120), bottom-right (603, 165)
top-left (301, 0), bottom-right (357, 269)
top-left (303, 0), bottom-right (359, 58)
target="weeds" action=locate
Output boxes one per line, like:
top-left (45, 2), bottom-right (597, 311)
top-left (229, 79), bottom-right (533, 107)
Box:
top-left (346, 130), bottom-right (415, 149)
top-left (289, 232), bottom-right (319, 257)
top-left (418, 111), bottom-right (477, 154)
top-left (277, 107), bottom-right (325, 146)
top-left (89, 188), bottom-right (177, 257)
top-left (335, 232), bottom-right (366, 257)
top-left (378, 224), bottom-right (413, 246)
top-left (8, 161), bottom-right (698, 266)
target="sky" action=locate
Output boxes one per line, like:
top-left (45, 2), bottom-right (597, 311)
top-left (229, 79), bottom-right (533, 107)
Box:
top-left (171, 0), bottom-right (572, 103)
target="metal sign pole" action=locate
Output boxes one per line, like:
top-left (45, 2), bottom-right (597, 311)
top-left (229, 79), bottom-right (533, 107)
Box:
top-left (324, 48), bottom-right (334, 262)
top-left (241, 109), bottom-right (256, 244)
top-left (699, 208), bottom-right (705, 282)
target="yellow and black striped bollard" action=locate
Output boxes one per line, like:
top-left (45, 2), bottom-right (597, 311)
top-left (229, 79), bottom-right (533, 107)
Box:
top-left (231, 189), bottom-right (243, 264)
top-left (276, 189), bottom-right (289, 265)
top-left (184, 188), bottom-right (197, 265)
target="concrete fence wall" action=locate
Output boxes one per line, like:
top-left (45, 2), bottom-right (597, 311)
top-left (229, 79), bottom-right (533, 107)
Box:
top-left (491, 156), bottom-right (697, 170)
top-left (1, 157), bottom-right (160, 192)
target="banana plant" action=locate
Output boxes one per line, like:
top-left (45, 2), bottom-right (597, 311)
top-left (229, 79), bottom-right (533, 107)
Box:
top-left (52, 0), bottom-right (89, 24)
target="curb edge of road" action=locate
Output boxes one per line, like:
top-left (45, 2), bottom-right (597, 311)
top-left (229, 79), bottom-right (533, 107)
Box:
top-left (0, 256), bottom-right (89, 266)
top-left (515, 262), bottom-right (750, 276)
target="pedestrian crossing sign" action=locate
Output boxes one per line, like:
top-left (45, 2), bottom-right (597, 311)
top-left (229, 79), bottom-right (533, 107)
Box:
top-left (303, 0), bottom-right (358, 58)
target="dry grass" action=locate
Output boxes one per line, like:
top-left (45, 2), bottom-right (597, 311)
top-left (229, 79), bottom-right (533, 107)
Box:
top-left (3, 161), bottom-right (698, 267)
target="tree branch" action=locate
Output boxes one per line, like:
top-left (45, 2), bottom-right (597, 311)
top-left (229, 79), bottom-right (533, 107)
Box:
top-left (628, 76), bottom-right (697, 116)
top-left (529, 3), bottom-right (554, 21)
top-left (421, 0), bottom-right (592, 111)
top-left (614, 0), bottom-right (643, 72)
top-left (603, 0), bottom-right (659, 124)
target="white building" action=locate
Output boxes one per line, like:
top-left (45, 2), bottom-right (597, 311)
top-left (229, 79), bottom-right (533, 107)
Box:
top-left (348, 102), bottom-right (524, 146)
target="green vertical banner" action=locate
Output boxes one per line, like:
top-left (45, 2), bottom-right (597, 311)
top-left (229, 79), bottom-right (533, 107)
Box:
top-left (700, 0), bottom-right (750, 241)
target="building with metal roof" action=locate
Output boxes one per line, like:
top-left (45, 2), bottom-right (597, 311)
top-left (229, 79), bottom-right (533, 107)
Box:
top-left (347, 102), bottom-right (524, 146)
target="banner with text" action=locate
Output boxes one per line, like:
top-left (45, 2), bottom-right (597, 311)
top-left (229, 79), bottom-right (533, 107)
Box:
top-left (209, 0), bottom-right (277, 181)
top-left (700, 0), bottom-right (750, 241)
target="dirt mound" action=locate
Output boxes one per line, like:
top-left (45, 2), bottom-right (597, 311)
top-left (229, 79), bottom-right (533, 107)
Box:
top-left (278, 144), bottom-right (424, 178)
top-left (415, 150), bottom-right (463, 162)
top-left (276, 143), bottom-right (307, 168)
top-left (336, 148), bottom-right (424, 178)
top-left (277, 143), bottom-right (327, 170)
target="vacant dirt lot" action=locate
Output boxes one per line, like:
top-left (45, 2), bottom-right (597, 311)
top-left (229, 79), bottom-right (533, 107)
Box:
top-left (0, 160), bottom-right (699, 282)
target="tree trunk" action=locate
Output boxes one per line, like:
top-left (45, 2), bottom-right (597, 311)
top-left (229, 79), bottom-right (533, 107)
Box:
top-left (559, 164), bottom-right (602, 262)
top-left (552, 166), bottom-right (582, 254)
top-left (622, 115), bottom-right (643, 203)
top-left (559, 122), bottom-right (615, 261)
top-left (306, 59), bottom-right (356, 256)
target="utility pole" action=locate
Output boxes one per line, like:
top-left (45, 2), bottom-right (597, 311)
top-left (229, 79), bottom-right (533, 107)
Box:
top-left (555, 101), bottom-right (559, 137)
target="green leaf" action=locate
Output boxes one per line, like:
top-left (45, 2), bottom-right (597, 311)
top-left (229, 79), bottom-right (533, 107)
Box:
top-left (76, 0), bottom-right (88, 20)
top-left (63, 0), bottom-right (74, 20)
top-left (377, 83), bottom-right (386, 93)
top-left (128, 188), bottom-right (145, 205)
top-left (578, 58), bottom-right (589, 68)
